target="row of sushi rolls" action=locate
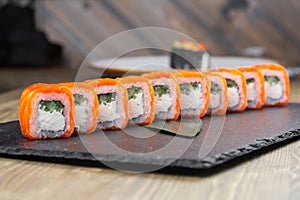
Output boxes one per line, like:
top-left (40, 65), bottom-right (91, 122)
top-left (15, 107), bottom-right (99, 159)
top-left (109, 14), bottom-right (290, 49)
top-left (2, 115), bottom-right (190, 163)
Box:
top-left (19, 40), bottom-right (290, 140)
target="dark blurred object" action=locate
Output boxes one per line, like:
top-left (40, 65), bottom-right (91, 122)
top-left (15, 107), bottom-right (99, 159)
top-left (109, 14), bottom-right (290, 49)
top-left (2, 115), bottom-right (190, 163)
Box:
top-left (221, 0), bottom-right (250, 22)
top-left (0, 1), bottom-right (62, 67)
top-left (170, 40), bottom-right (210, 70)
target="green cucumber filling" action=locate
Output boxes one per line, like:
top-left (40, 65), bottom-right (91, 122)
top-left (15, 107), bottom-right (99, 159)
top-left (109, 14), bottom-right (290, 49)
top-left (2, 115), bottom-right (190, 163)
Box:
top-left (128, 87), bottom-right (143, 99)
top-left (153, 85), bottom-right (170, 97)
top-left (180, 82), bottom-right (200, 95)
top-left (210, 83), bottom-right (221, 94)
top-left (39, 100), bottom-right (64, 113)
top-left (264, 76), bottom-right (280, 86)
top-left (246, 78), bottom-right (255, 84)
top-left (226, 79), bottom-right (239, 90)
top-left (74, 94), bottom-right (86, 105)
top-left (98, 93), bottom-right (117, 106)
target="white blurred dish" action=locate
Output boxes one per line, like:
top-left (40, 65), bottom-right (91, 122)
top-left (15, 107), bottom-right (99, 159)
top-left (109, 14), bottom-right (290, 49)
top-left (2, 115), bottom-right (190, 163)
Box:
top-left (89, 55), bottom-right (277, 74)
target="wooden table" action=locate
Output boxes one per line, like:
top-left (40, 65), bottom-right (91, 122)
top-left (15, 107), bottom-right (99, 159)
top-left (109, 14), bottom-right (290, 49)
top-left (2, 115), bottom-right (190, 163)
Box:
top-left (0, 67), bottom-right (78, 93)
top-left (0, 79), bottom-right (299, 200)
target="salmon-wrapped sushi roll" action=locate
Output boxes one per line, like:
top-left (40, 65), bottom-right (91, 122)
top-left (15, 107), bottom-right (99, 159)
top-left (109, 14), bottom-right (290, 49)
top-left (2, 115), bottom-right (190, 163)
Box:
top-left (211, 68), bottom-right (247, 112)
top-left (255, 64), bottom-right (290, 106)
top-left (86, 78), bottom-right (129, 130)
top-left (60, 82), bottom-right (98, 134)
top-left (19, 83), bottom-right (48, 136)
top-left (119, 76), bottom-right (155, 125)
top-left (142, 71), bottom-right (180, 121)
top-left (205, 72), bottom-right (228, 115)
top-left (19, 83), bottom-right (75, 140)
top-left (238, 66), bottom-right (265, 109)
top-left (173, 70), bottom-right (210, 118)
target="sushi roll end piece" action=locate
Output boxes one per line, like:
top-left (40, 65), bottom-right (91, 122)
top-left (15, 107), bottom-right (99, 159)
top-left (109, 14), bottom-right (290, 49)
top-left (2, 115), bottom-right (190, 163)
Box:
top-left (255, 64), bottom-right (290, 106)
top-left (19, 84), bottom-right (75, 140)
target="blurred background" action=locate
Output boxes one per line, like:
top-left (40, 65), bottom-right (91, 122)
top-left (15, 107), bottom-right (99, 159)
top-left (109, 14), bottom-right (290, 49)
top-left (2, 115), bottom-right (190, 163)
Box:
top-left (0, 0), bottom-right (299, 92)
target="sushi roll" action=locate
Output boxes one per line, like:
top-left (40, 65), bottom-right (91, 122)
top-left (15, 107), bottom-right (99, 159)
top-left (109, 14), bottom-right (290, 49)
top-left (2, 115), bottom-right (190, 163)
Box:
top-left (255, 64), bottom-right (290, 106)
top-left (205, 72), bottom-right (228, 115)
top-left (19, 83), bottom-right (48, 137)
top-left (170, 40), bottom-right (210, 70)
top-left (238, 66), bottom-right (265, 109)
top-left (86, 78), bottom-right (129, 130)
top-left (211, 68), bottom-right (247, 112)
top-left (19, 83), bottom-right (75, 140)
top-left (142, 71), bottom-right (180, 120)
top-left (173, 70), bottom-right (210, 118)
top-left (119, 76), bottom-right (155, 125)
top-left (60, 82), bottom-right (98, 134)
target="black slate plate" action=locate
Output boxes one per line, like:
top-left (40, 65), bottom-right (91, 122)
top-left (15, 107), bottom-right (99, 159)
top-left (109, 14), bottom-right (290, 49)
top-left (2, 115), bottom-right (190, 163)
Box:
top-left (1, 103), bottom-right (300, 174)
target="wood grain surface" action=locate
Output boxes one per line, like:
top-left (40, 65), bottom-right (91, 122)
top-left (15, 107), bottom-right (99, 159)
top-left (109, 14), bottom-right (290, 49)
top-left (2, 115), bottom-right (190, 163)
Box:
top-left (0, 79), bottom-right (299, 199)
top-left (0, 67), bottom-right (78, 93)
top-left (35, 0), bottom-right (300, 68)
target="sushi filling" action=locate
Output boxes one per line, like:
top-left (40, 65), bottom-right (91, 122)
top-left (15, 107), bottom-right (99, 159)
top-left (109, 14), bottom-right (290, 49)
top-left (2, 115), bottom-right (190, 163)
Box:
top-left (226, 79), bottom-right (239, 108)
top-left (73, 94), bottom-right (89, 129)
top-left (264, 76), bottom-right (283, 100)
top-left (127, 87), bottom-right (144, 119)
top-left (98, 93), bottom-right (120, 122)
top-left (153, 85), bottom-right (172, 114)
top-left (180, 82), bottom-right (203, 111)
top-left (37, 100), bottom-right (65, 133)
top-left (246, 78), bottom-right (256, 101)
top-left (209, 83), bottom-right (221, 109)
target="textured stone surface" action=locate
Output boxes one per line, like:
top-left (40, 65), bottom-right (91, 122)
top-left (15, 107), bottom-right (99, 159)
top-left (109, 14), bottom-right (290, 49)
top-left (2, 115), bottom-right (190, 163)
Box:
top-left (1, 104), bottom-right (300, 173)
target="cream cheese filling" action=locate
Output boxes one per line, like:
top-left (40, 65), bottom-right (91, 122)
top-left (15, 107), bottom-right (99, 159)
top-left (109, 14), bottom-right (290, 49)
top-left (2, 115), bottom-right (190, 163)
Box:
top-left (247, 82), bottom-right (256, 101)
top-left (265, 81), bottom-right (283, 99)
top-left (129, 92), bottom-right (144, 119)
top-left (98, 100), bottom-right (120, 122)
top-left (210, 93), bottom-right (220, 109)
top-left (38, 109), bottom-right (65, 132)
top-left (227, 87), bottom-right (239, 108)
top-left (180, 86), bottom-right (203, 110)
top-left (75, 100), bottom-right (89, 128)
top-left (155, 94), bottom-right (172, 114)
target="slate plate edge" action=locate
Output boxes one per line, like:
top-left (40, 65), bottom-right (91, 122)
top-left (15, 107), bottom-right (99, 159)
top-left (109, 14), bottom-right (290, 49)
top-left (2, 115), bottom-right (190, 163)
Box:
top-left (0, 125), bottom-right (299, 170)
